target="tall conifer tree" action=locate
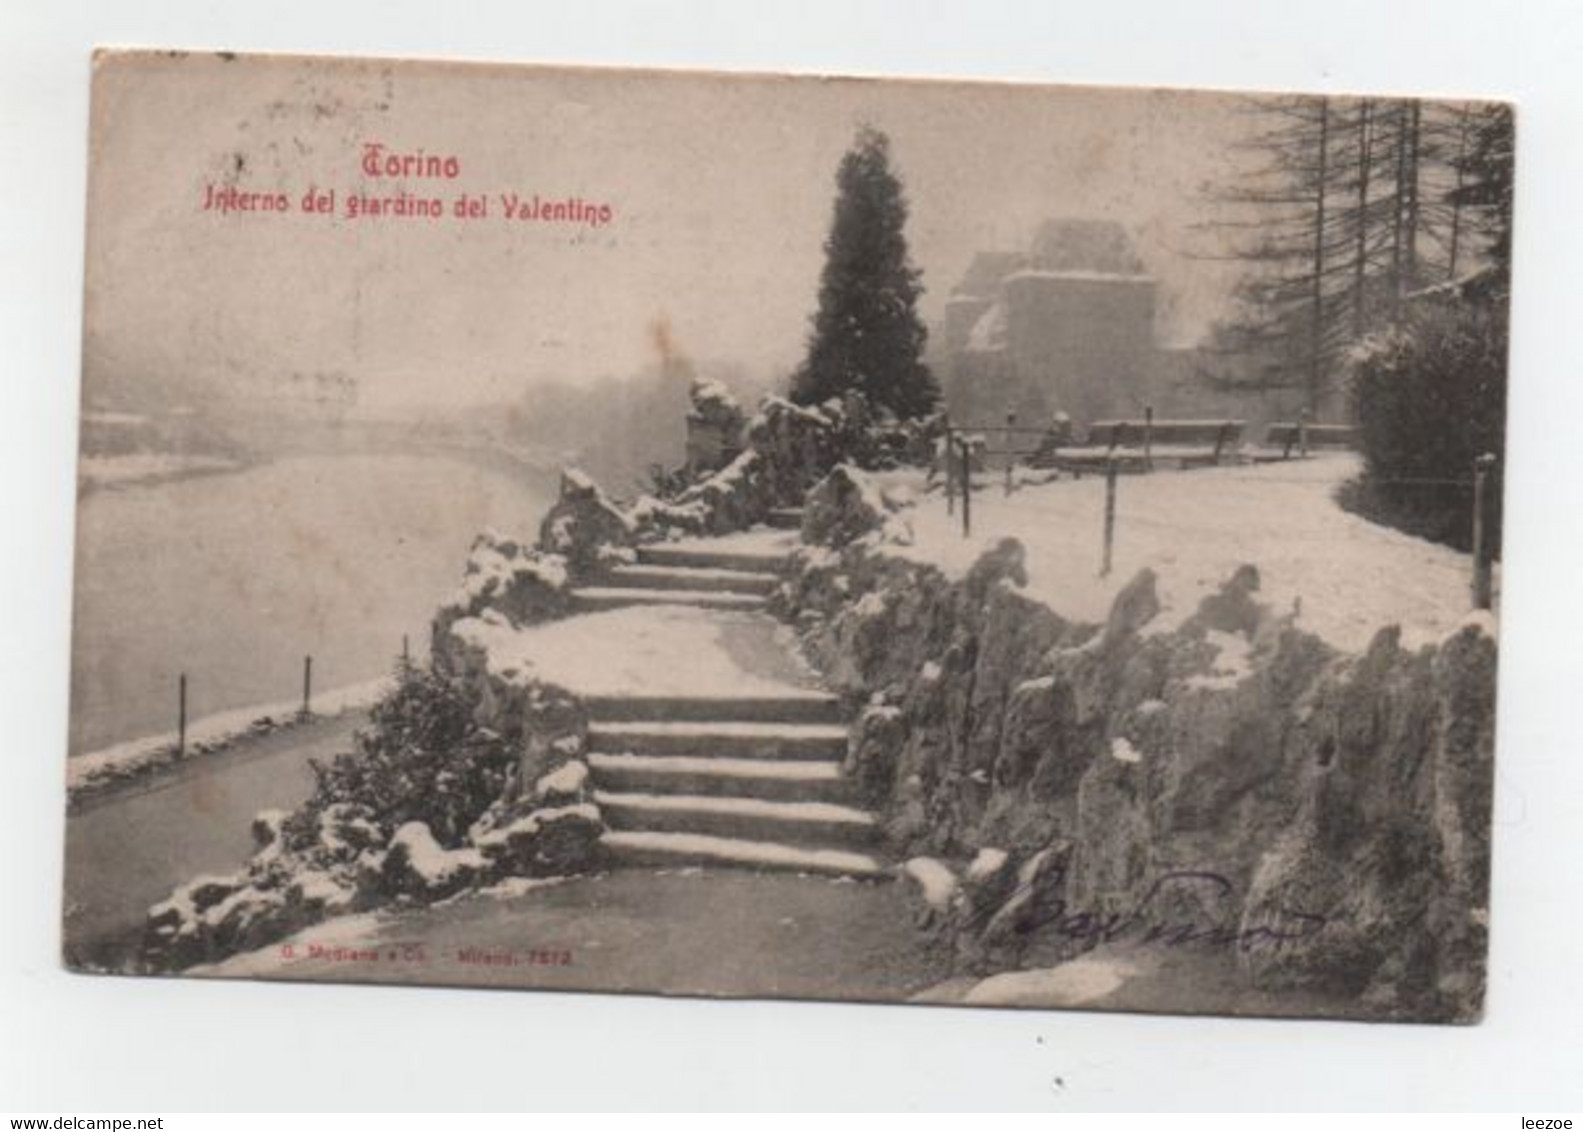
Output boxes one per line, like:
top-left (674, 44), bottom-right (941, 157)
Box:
top-left (792, 126), bottom-right (940, 420)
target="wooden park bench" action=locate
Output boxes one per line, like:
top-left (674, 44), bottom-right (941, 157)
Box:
top-left (1032, 418), bottom-right (1245, 474)
top-left (1248, 421), bottom-right (1359, 462)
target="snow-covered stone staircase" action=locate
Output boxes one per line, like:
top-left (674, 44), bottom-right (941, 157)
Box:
top-left (568, 522), bottom-right (801, 612)
top-left (577, 522), bottom-right (887, 880)
top-left (590, 692), bottom-right (885, 879)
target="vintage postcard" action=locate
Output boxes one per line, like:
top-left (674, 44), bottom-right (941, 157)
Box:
top-left (65, 50), bottom-right (1511, 1023)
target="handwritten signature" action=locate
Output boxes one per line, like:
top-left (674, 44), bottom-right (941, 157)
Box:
top-left (967, 867), bottom-right (1328, 952)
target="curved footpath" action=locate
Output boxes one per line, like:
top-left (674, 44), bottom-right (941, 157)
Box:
top-left (64, 713), bottom-right (364, 969)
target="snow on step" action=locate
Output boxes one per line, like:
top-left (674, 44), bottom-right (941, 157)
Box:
top-left (590, 750), bottom-right (849, 803)
top-left (636, 542), bottom-right (791, 574)
top-left (596, 790), bottom-right (873, 826)
top-left (603, 563), bottom-right (781, 595)
top-left (589, 752), bottom-right (843, 783)
top-left (582, 691), bottom-right (842, 725)
top-left (568, 587), bottom-right (766, 612)
top-left (597, 788), bottom-right (878, 846)
top-left (587, 719), bottom-right (848, 759)
top-left (601, 830), bottom-right (887, 879)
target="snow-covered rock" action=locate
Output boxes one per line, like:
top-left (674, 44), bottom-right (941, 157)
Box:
top-left (774, 482), bottom-right (1498, 1019)
top-left (381, 821), bottom-right (489, 900)
top-left (802, 464), bottom-right (895, 549)
top-left (900, 857), bottom-right (960, 915)
top-left (433, 529), bottom-right (572, 644)
top-left (143, 869), bottom-right (315, 972)
top-left (971, 842), bottom-right (1075, 966)
top-left (961, 957), bottom-right (1137, 1007)
top-left (966, 847), bottom-right (1010, 886)
top-left (685, 378), bottom-right (747, 465)
top-left (473, 803), bottom-right (605, 878)
top-left (250, 809), bottom-right (287, 853)
top-left (538, 468), bottom-right (638, 573)
top-left (534, 759), bottom-right (589, 804)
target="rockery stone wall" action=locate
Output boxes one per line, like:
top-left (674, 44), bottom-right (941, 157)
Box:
top-left (779, 467), bottom-right (1496, 1022)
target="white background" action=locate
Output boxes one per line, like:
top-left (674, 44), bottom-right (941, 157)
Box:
top-left (3, 0), bottom-right (1581, 1112)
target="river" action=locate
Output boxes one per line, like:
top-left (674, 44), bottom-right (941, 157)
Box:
top-left (68, 453), bottom-right (558, 756)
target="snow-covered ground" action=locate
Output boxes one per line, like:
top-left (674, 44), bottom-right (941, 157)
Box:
top-left (958, 956), bottom-right (1140, 1007)
top-left (878, 454), bottom-right (1492, 654)
top-left (456, 605), bottom-right (823, 698)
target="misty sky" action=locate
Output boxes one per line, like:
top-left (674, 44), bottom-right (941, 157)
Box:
top-left (84, 52), bottom-right (1257, 410)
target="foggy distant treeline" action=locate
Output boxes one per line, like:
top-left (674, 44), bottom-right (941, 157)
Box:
top-left (82, 339), bottom-right (783, 495)
top-left (506, 360), bottom-right (778, 495)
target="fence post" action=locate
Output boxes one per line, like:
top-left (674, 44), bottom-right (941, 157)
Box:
top-left (1143, 404), bottom-right (1154, 473)
top-left (1298, 408), bottom-right (1310, 459)
top-left (959, 435), bottom-right (972, 539)
top-left (177, 672), bottom-right (187, 757)
top-left (1101, 456), bottom-right (1118, 577)
top-left (1471, 453), bottom-right (1497, 611)
top-left (402, 634), bottom-right (411, 670)
top-left (1004, 409), bottom-right (1017, 497)
top-left (944, 422), bottom-right (955, 516)
top-left (301, 655), bottom-right (313, 718)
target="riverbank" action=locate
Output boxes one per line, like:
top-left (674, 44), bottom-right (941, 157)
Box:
top-left (70, 451), bottom-right (560, 756)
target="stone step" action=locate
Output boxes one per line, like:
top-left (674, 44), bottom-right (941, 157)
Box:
top-left (587, 720), bottom-right (849, 761)
top-left (582, 692), bottom-right (843, 725)
top-left (602, 562), bottom-right (780, 595)
top-left (596, 790), bottom-right (880, 848)
top-left (765, 508), bottom-right (805, 531)
top-left (568, 586), bottom-right (766, 612)
top-left (588, 752), bottom-right (853, 803)
top-left (635, 543), bottom-right (791, 575)
top-left (601, 830), bottom-right (888, 879)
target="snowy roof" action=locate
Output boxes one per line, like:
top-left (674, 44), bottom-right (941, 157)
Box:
top-left (1003, 268), bottom-right (1155, 286)
top-left (964, 301), bottom-right (1009, 353)
top-left (1028, 218), bottom-right (1148, 275)
top-left (952, 251), bottom-right (1028, 299)
top-left (948, 219), bottom-right (1153, 306)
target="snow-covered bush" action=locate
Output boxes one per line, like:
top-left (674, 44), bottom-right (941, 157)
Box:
top-left (472, 803), bottom-right (604, 877)
top-left (379, 821), bottom-right (488, 900)
top-left (828, 391), bottom-right (943, 471)
top-left (286, 665), bottom-right (517, 851)
top-left (1345, 298), bottom-right (1506, 553)
top-left (142, 664), bottom-right (608, 973)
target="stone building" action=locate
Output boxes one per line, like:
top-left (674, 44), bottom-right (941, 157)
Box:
top-left (939, 218), bottom-right (1160, 428)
